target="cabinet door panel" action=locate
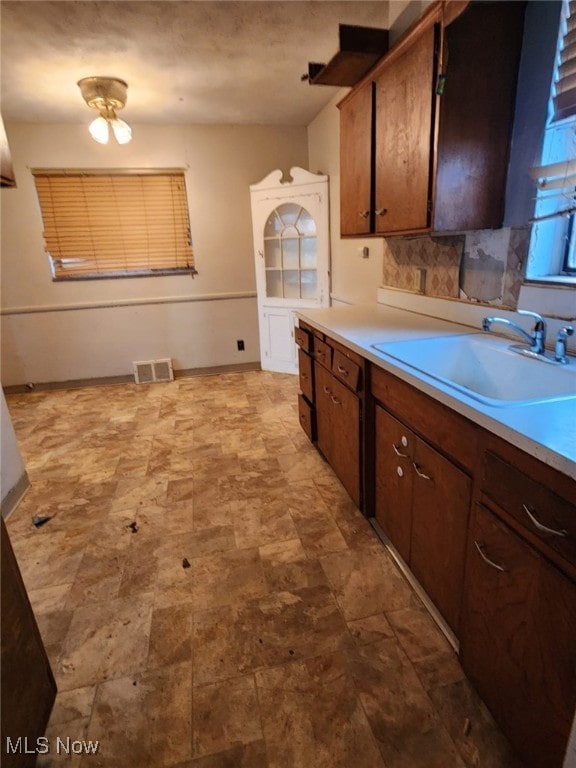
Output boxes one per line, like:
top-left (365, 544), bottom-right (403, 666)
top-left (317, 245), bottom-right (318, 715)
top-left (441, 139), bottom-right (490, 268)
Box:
top-left (314, 363), bottom-right (360, 507)
top-left (298, 348), bottom-right (314, 402)
top-left (340, 81), bottom-right (373, 236)
top-left (329, 374), bottom-right (360, 507)
top-left (374, 23), bottom-right (436, 233)
top-left (461, 504), bottom-right (576, 768)
top-left (375, 405), bottom-right (414, 562)
top-left (410, 437), bottom-right (471, 632)
top-left (522, 559), bottom-right (576, 768)
top-left (314, 363), bottom-right (335, 466)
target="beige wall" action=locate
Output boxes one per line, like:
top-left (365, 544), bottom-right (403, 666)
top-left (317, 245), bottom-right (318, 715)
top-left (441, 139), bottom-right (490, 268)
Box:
top-left (0, 122), bottom-right (308, 385)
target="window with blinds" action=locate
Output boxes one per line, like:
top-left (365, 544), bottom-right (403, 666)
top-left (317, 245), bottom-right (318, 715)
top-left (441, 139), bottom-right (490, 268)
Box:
top-left (554, 0), bottom-right (576, 121)
top-left (33, 170), bottom-right (196, 280)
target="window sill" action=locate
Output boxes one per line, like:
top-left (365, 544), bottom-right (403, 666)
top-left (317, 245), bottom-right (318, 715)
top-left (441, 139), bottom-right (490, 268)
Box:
top-left (524, 276), bottom-right (576, 288)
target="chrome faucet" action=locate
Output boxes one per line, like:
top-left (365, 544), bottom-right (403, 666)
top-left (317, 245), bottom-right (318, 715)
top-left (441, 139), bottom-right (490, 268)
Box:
top-left (482, 310), bottom-right (547, 355)
top-left (555, 326), bottom-right (574, 364)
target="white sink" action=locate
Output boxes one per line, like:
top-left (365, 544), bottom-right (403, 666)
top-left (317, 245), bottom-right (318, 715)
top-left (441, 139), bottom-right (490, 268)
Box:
top-left (372, 333), bottom-right (576, 407)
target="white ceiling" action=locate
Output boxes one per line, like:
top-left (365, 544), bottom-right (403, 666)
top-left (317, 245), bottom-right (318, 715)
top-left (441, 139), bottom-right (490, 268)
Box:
top-left (1, 0), bottom-right (391, 127)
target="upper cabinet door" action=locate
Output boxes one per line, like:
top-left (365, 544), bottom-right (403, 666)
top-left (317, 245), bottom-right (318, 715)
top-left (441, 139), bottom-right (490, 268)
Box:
top-left (340, 81), bottom-right (373, 236)
top-left (374, 23), bottom-right (437, 234)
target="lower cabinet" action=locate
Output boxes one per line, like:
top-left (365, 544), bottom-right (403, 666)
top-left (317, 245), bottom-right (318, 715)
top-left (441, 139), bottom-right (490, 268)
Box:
top-left (375, 403), bottom-right (471, 633)
top-left (460, 503), bottom-right (576, 768)
top-left (315, 361), bottom-right (361, 507)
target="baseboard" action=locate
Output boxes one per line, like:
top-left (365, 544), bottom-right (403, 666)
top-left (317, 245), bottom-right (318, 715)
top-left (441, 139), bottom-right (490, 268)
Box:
top-left (1, 471), bottom-right (30, 520)
top-left (2, 362), bottom-right (263, 394)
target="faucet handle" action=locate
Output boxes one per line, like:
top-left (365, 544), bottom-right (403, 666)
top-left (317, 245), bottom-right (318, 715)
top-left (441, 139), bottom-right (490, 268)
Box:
top-left (518, 309), bottom-right (545, 328)
top-left (555, 326), bottom-right (574, 364)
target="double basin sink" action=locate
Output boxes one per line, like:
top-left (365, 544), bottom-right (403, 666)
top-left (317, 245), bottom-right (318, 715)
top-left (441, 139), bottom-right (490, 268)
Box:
top-left (372, 333), bottom-right (576, 408)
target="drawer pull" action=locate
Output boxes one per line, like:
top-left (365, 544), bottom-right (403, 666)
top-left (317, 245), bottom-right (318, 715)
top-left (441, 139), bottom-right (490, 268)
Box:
top-left (474, 541), bottom-right (506, 572)
top-left (523, 504), bottom-right (567, 538)
top-left (323, 385), bottom-right (332, 396)
top-left (330, 395), bottom-right (342, 406)
top-left (301, 373), bottom-right (308, 380)
top-left (337, 364), bottom-right (349, 376)
top-left (317, 350), bottom-right (325, 358)
top-left (393, 444), bottom-right (409, 458)
top-left (413, 463), bottom-right (432, 481)
top-left (359, 210), bottom-right (370, 219)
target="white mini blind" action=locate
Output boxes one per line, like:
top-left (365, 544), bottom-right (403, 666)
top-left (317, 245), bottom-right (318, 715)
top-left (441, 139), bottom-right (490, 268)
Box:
top-left (554, 0), bottom-right (576, 121)
top-left (33, 170), bottom-right (195, 279)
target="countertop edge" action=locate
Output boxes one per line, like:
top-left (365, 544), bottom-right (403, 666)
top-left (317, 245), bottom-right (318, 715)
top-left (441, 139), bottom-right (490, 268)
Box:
top-left (297, 305), bottom-right (576, 482)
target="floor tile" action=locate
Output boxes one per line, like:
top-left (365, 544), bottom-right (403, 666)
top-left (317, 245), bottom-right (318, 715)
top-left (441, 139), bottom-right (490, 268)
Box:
top-left (192, 675), bottom-right (263, 758)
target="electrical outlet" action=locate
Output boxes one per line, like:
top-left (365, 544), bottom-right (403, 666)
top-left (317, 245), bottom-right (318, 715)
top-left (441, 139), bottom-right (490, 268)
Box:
top-left (237, 340), bottom-right (245, 351)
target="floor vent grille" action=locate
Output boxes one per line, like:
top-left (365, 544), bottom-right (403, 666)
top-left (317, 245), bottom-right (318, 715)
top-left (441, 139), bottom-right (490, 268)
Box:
top-left (133, 359), bottom-right (174, 384)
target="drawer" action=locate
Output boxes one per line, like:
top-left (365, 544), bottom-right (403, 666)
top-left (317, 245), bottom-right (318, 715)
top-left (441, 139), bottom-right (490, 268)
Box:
top-left (332, 350), bottom-right (361, 392)
top-left (294, 326), bottom-right (311, 353)
top-left (298, 394), bottom-right (315, 441)
top-left (298, 349), bottom-right (314, 402)
top-left (482, 451), bottom-right (576, 569)
top-left (313, 338), bottom-right (332, 369)
top-left (370, 364), bottom-right (479, 473)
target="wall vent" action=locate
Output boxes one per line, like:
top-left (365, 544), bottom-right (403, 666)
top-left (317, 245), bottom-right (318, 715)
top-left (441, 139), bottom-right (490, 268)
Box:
top-left (133, 358), bottom-right (174, 384)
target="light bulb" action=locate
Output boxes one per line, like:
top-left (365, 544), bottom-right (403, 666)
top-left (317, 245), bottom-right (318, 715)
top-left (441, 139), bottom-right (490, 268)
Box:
top-left (111, 117), bottom-right (132, 145)
top-left (89, 115), bottom-right (110, 144)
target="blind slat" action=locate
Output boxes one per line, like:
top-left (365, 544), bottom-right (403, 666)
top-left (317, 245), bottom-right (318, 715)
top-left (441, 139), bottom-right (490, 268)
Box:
top-left (33, 171), bottom-right (195, 279)
top-left (554, 0), bottom-right (576, 120)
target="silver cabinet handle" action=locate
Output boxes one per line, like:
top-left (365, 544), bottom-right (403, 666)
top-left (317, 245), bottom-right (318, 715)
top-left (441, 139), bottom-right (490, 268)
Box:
top-left (337, 364), bottom-right (349, 376)
top-left (474, 541), bottom-right (506, 572)
top-left (330, 395), bottom-right (341, 406)
top-left (375, 207), bottom-right (388, 216)
top-left (359, 210), bottom-right (370, 219)
top-left (393, 444), bottom-right (409, 458)
top-left (413, 463), bottom-right (432, 481)
top-left (523, 504), bottom-right (567, 537)
top-left (323, 385), bottom-right (331, 396)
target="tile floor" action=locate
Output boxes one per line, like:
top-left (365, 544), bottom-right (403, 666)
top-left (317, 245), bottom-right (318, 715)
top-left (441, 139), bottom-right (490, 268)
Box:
top-left (5, 371), bottom-right (523, 768)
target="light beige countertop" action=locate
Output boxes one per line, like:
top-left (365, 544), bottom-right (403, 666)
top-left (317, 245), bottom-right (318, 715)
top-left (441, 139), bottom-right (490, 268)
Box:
top-left (297, 302), bottom-right (576, 481)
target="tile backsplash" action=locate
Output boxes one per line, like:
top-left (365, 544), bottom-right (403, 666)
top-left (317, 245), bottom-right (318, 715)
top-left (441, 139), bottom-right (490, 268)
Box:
top-left (382, 227), bottom-right (531, 309)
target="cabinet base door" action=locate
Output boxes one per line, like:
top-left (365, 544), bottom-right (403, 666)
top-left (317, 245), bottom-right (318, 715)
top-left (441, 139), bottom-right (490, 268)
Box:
top-left (410, 438), bottom-right (471, 633)
top-left (374, 405), bottom-right (413, 562)
top-left (461, 504), bottom-right (576, 768)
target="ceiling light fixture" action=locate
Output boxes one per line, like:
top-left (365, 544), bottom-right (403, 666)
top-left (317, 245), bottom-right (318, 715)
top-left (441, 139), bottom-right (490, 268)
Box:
top-left (77, 76), bottom-right (132, 145)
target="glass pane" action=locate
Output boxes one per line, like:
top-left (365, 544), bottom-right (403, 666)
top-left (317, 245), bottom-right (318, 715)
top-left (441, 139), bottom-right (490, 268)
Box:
top-left (264, 239), bottom-right (281, 269)
top-left (283, 270), bottom-right (300, 299)
top-left (301, 270), bottom-right (317, 300)
top-left (282, 237), bottom-right (299, 269)
top-left (301, 237), bottom-right (317, 268)
top-left (297, 208), bottom-right (317, 236)
top-left (266, 270), bottom-right (283, 298)
top-left (264, 210), bottom-right (283, 237)
top-left (277, 203), bottom-right (301, 227)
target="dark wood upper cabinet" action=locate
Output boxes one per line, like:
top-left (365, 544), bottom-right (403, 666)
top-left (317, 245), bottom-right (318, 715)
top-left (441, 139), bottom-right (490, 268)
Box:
top-left (338, 0), bottom-right (526, 237)
top-left (340, 80), bottom-right (374, 236)
top-left (433, 1), bottom-right (526, 231)
top-left (374, 23), bottom-right (437, 234)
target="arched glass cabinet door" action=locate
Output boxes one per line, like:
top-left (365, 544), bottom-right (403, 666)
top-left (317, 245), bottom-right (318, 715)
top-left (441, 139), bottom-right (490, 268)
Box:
top-left (263, 203), bottom-right (318, 301)
top-left (250, 167), bottom-right (330, 374)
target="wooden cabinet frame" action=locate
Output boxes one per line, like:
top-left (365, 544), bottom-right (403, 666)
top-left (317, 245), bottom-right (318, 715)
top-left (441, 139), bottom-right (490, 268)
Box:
top-left (338, 0), bottom-right (526, 237)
